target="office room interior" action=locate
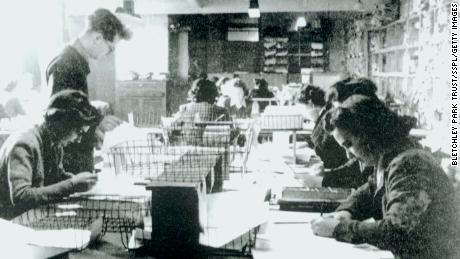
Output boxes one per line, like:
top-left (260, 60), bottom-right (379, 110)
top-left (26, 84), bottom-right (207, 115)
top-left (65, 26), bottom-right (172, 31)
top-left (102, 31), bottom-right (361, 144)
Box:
top-left (0, 0), bottom-right (458, 258)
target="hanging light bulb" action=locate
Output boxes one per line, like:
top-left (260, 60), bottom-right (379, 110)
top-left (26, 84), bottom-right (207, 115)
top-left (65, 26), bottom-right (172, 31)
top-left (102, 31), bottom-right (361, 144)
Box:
top-left (296, 16), bottom-right (307, 29)
top-left (354, 0), bottom-right (364, 11)
top-left (248, 0), bottom-right (260, 18)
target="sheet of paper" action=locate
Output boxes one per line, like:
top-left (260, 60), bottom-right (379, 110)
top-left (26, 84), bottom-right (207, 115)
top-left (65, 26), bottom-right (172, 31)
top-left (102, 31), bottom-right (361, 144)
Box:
top-left (75, 174), bottom-right (151, 198)
top-left (252, 210), bottom-right (394, 259)
top-left (0, 218), bottom-right (91, 250)
top-left (0, 218), bottom-right (35, 243)
top-left (28, 229), bottom-right (91, 250)
top-left (199, 190), bottom-right (269, 248)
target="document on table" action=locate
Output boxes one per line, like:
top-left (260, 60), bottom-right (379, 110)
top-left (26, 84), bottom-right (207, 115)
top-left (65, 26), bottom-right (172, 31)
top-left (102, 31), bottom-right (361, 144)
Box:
top-left (252, 210), bottom-right (394, 259)
top-left (0, 218), bottom-right (91, 250)
top-left (200, 190), bottom-right (269, 248)
top-left (28, 229), bottom-right (91, 249)
top-left (75, 174), bottom-right (151, 198)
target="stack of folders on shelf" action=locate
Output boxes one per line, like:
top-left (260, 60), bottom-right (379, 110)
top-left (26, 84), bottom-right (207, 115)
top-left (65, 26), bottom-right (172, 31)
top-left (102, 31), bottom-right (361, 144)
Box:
top-left (264, 37), bottom-right (289, 73)
top-left (278, 187), bottom-right (352, 213)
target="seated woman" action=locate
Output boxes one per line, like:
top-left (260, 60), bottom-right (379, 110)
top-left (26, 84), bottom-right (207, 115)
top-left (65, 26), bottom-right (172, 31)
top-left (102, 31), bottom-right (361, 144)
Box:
top-left (0, 90), bottom-right (102, 219)
top-left (248, 78), bottom-right (275, 114)
top-left (297, 84), bottom-right (326, 123)
top-left (215, 76), bottom-right (231, 108)
top-left (310, 77), bottom-right (378, 188)
top-left (222, 78), bottom-right (248, 118)
top-left (311, 95), bottom-right (460, 259)
top-left (171, 78), bottom-right (230, 145)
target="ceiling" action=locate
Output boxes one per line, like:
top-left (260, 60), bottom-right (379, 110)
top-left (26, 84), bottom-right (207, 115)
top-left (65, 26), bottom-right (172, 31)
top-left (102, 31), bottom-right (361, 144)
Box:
top-left (65, 0), bottom-right (380, 15)
top-left (135, 0), bottom-right (379, 14)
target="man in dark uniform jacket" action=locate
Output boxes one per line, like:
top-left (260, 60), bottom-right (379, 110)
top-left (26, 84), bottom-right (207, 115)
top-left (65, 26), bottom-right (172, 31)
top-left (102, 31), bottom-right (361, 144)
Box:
top-left (46, 8), bottom-right (131, 173)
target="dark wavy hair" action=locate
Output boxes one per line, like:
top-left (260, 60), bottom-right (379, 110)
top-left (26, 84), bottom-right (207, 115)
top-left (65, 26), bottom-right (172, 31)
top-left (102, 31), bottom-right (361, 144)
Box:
top-left (189, 78), bottom-right (219, 104)
top-left (324, 95), bottom-right (417, 151)
top-left (45, 90), bottom-right (102, 139)
top-left (87, 8), bottom-right (131, 42)
top-left (326, 77), bottom-right (378, 110)
top-left (255, 78), bottom-right (269, 90)
top-left (299, 85), bottom-right (326, 107)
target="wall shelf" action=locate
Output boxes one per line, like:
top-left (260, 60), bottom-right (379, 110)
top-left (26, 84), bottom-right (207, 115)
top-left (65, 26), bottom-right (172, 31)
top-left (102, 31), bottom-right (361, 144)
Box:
top-left (367, 0), bottom-right (451, 128)
top-left (372, 44), bottom-right (420, 54)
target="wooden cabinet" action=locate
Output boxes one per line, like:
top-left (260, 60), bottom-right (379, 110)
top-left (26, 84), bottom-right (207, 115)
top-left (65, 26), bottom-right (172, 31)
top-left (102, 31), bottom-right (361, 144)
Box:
top-left (115, 80), bottom-right (166, 127)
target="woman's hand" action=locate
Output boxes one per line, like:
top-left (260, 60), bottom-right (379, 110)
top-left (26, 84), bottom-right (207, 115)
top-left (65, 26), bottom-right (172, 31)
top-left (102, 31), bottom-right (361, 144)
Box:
top-left (310, 163), bottom-right (325, 177)
top-left (311, 216), bottom-right (341, 237)
top-left (98, 115), bottom-right (123, 132)
top-left (94, 127), bottom-right (105, 149)
top-left (322, 210), bottom-right (352, 221)
top-left (71, 172), bottom-right (98, 192)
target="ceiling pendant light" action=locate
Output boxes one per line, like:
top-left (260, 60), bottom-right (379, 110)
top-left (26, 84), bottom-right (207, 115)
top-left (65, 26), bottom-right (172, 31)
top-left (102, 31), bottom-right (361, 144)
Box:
top-left (296, 16), bottom-right (307, 28)
top-left (354, 0), bottom-right (364, 11)
top-left (248, 0), bottom-right (260, 18)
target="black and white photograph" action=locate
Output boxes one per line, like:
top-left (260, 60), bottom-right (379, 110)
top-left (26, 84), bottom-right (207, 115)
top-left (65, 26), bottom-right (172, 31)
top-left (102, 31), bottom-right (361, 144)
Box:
top-left (0, 0), bottom-right (459, 258)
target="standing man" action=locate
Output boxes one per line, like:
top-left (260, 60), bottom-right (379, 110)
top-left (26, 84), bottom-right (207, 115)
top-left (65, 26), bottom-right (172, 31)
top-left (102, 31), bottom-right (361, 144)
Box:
top-left (46, 8), bottom-right (131, 173)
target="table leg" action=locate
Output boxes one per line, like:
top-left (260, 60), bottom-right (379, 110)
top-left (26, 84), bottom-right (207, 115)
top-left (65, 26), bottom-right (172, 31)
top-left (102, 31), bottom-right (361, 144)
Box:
top-left (292, 131), bottom-right (297, 165)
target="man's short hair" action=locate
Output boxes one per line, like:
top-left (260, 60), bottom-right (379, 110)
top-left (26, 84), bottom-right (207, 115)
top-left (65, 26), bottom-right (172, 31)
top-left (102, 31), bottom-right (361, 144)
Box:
top-left (87, 8), bottom-right (131, 42)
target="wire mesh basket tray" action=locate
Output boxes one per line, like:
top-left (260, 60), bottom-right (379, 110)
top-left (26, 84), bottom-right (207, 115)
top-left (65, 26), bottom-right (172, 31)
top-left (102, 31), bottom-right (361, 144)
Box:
top-left (10, 195), bottom-right (151, 247)
top-left (108, 139), bottom-right (222, 184)
top-left (258, 114), bottom-right (304, 130)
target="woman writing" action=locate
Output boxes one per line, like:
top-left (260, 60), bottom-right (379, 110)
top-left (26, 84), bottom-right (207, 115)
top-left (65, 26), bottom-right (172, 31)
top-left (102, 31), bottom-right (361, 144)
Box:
top-left (311, 95), bottom-right (459, 259)
top-left (0, 90), bottom-right (102, 219)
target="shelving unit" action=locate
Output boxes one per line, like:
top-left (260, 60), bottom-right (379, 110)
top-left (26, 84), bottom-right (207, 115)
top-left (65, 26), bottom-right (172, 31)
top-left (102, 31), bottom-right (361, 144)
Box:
top-left (287, 27), bottom-right (327, 74)
top-left (367, 0), bottom-right (451, 127)
top-left (263, 37), bottom-right (289, 74)
top-left (261, 22), bottom-right (327, 75)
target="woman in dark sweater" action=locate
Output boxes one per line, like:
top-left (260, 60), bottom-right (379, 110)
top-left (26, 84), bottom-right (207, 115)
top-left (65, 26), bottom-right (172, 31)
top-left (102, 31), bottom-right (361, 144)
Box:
top-left (170, 78), bottom-right (230, 145)
top-left (309, 77), bottom-right (378, 188)
top-left (248, 78), bottom-right (275, 113)
top-left (312, 95), bottom-right (460, 259)
top-left (0, 90), bottom-right (102, 219)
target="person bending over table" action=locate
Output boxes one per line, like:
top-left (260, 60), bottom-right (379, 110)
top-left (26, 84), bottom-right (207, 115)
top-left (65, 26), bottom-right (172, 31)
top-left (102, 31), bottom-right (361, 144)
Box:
top-left (311, 95), bottom-right (460, 259)
top-left (0, 90), bottom-right (102, 219)
top-left (46, 8), bottom-right (130, 174)
top-left (308, 78), bottom-right (379, 188)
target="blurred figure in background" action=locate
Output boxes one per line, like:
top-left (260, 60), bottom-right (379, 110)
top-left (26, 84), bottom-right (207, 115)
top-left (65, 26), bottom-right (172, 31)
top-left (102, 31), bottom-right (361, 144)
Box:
top-left (249, 78), bottom-right (275, 114)
top-left (223, 78), bottom-right (248, 118)
top-left (171, 78), bottom-right (229, 144)
top-left (210, 76), bottom-right (219, 85)
top-left (175, 77), bottom-right (226, 122)
top-left (297, 84), bottom-right (326, 123)
top-left (216, 77), bottom-right (230, 95)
